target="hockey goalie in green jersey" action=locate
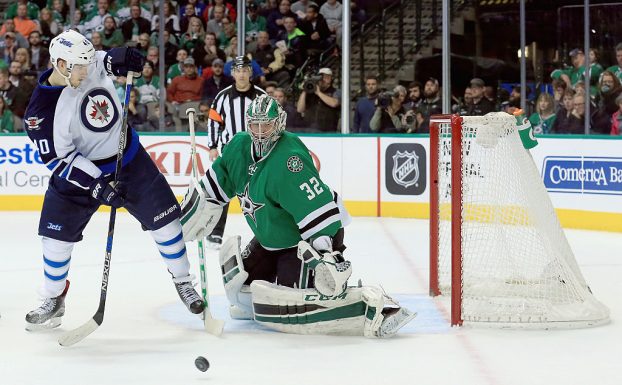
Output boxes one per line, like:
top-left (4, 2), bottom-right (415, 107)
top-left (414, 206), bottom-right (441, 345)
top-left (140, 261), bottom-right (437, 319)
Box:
top-left (181, 95), bottom-right (415, 337)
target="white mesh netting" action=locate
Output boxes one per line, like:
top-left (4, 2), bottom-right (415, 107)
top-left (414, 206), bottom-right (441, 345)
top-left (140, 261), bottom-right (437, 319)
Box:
top-left (434, 112), bottom-right (609, 328)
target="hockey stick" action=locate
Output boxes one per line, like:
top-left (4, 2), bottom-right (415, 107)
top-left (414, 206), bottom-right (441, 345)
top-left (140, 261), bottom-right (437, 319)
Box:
top-left (186, 107), bottom-right (225, 336)
top-left (58, 71), bottom-right (138, 347)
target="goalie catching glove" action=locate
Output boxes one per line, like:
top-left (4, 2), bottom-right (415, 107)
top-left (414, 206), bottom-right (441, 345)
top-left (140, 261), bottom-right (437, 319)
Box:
top-left (180, 177), bottom-right (224, 242)
top-left (297, 239), bottom-right (352, 297)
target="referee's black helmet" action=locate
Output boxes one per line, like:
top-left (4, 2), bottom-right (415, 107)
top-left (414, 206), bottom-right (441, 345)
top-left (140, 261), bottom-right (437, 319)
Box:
top-left (232, 55), bottom-right (252, 69)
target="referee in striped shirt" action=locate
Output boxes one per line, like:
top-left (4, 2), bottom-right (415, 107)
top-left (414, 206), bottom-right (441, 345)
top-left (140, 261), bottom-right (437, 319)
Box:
top-left (205, 55), bottom-right (266, 248)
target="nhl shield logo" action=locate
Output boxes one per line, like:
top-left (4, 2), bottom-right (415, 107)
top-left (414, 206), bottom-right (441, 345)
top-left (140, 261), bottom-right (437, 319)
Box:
top-left (392, 150), bottom-right (419, 188)
top-left (80, 88), bottom-right (119, 133)
top-left (385, 143), bottom-right (426, 195)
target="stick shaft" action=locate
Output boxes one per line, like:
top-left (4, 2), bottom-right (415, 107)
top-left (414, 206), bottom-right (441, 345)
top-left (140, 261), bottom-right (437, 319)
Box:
top-left (186, 108), bottom-right (224, 335)
top-left (59, 71), bottom-right (137, 346)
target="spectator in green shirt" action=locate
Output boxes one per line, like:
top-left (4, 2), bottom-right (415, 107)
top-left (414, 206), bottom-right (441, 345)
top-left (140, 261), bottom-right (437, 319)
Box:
top-left (551, 48), bottom-right (602, 94)
top-left (6, 1), bottom-right (40, 20)
top-left (606, 43), bottom-right (622, 83)
top-left (245, 2), bottom-right (268, 44)
top-left (529, 93), bottom-right (556, 135)
top-left (167, 49), bottom-right (188, 85)
top-left (0, 96), bottom-right (15, 133)
top-left (101, 16), bottom-right (125, 48)
top-left (135, 60), bottom-right (160, 105)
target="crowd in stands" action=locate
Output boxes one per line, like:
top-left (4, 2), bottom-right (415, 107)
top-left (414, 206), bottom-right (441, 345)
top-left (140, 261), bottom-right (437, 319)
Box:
top-left (0, 0), bottom-right (351, 133)
top-left (353, 45), bottom-right (622, 136)
top-left (0, 0), bottom-right (620, 136)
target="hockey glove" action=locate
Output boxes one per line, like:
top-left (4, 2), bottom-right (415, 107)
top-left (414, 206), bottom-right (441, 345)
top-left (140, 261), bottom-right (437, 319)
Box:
top-left (180, 177), bottom-right (224, 242)
top-left (104, 47), bottom-right (145, 77)
top-left (297, 241), bottom-right (352, 297)
top-left (89, 175), bottom-right (125, 208)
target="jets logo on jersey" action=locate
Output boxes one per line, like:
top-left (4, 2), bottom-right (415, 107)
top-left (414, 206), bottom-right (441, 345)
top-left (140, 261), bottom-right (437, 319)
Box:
top-left (25, 116), bottom-right (44, 131)
top-left (89, 99), bottom-right (110, 123)
top-left (287, 156), bottom-right (304, 173)
top-left (237, 184), bottom-right (264, 225)
top-left (80, 88), bottom-right (119, 133)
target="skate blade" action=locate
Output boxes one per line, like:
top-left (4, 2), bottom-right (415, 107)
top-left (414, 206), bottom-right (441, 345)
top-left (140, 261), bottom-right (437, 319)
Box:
top-left (25, 316), bottom-right (62, 332)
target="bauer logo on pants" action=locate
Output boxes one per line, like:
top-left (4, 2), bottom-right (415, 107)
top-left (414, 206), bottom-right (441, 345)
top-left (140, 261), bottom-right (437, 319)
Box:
top-left (385, 143), bottom-right (426, 195)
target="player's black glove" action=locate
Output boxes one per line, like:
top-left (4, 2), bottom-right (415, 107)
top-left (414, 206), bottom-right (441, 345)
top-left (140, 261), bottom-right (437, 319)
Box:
top-left (104, 47), bottom-right (145, 77)
top-left (89, 175), bottom-right (125, 208)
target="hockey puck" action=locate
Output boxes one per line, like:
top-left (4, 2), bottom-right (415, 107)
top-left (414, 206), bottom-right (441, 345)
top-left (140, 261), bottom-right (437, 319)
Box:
top-left (195, 356), bottom-right (210, 372)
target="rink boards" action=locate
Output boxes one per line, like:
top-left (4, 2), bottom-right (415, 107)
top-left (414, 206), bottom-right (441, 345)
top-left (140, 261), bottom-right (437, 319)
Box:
top-left (0, 133), bottom-right (621, 232)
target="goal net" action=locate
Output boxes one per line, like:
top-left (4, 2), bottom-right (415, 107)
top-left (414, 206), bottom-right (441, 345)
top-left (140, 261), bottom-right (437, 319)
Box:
top-left (429, 113), bottom-right (609, 328)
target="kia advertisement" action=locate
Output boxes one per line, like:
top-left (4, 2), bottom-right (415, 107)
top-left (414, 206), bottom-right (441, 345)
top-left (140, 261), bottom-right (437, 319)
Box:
top-left (143, 139), bottom-right (213, 194)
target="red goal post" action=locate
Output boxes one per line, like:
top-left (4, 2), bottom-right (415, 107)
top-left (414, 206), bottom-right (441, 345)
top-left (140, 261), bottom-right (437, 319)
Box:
top-left (428, 113), bottom-right (609, 329)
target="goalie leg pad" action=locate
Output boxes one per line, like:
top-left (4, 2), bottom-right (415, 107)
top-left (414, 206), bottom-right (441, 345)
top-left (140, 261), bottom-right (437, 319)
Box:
top-left (251, 281), bottom-right (416, 337)
top-left (297, 241), bottom-right (352, 297)
top-left (251, 280), bottom-right (368, 336)
top-left (220, 235), bottom-right (252, 319)
top-left (180, 178), bottom-right (224, 242)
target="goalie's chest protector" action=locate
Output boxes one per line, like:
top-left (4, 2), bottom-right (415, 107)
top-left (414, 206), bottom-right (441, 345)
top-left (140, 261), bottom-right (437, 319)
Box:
top-left (221, 132), bottom-right (336, 249)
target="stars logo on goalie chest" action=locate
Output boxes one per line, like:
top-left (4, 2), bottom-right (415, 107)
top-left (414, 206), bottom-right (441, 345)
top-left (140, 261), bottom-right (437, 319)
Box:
top-left (237, 183), bottom-right (264, 225)
top-left (80, 88), bottom-right (119, 132)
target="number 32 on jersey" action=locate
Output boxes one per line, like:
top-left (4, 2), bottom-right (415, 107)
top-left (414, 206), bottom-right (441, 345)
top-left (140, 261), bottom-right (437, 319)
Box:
top-left (299, 177), bottom-right (324, 200)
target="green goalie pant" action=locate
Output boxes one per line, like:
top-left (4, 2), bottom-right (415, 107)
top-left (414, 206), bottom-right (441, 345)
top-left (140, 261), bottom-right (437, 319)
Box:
top-left (250, 280), bottom-right (386, 337)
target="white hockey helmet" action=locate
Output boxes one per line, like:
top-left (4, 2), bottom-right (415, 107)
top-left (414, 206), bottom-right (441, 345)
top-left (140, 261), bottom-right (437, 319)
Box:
top-left (49, 30), bottom-right (95, 87)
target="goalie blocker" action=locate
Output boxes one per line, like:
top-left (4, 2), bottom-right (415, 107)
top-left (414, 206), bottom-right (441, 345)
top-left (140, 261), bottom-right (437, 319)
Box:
top-left (218, 236), bottom-right (416, 338)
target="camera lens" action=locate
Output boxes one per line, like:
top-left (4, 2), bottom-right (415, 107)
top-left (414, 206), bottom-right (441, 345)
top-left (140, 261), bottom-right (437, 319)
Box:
top-left (304, 80), bottom-right (316, 93)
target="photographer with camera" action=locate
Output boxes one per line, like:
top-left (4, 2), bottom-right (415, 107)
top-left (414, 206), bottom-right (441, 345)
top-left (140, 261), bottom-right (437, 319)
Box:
top-left (296, 67), bottom-right (340, 132)
top-left (370, 85), bottom-right (414, 133)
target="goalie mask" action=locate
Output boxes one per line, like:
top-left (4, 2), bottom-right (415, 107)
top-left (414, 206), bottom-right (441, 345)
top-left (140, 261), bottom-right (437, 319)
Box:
top-left (246, 95), bottom-right (287, 157)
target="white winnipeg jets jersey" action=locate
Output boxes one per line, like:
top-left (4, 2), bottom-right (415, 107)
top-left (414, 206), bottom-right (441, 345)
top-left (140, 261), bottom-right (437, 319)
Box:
top-left (24, 51), bottom-right (139, 190)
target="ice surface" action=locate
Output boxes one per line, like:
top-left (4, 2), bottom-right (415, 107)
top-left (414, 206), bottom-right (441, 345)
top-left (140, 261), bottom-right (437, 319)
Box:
top-left (0, 212), bottom-right (620, 385)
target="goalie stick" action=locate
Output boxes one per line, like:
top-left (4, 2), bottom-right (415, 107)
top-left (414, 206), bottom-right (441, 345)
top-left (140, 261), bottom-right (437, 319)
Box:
top-left (58, 72), bottom-right (138, 347)
top-left (186, 107), bottom-right (225, 336)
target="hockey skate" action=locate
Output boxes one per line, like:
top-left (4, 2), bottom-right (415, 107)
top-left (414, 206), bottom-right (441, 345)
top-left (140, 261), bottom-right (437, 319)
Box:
top-left (173, 275), bottom-right (205, 314)
top-left (376, 307), bottom-right (417, 338)
top-left (375, 289), bottom-right (417, 337)
top-left (25, 280), bottom-right (70, 332)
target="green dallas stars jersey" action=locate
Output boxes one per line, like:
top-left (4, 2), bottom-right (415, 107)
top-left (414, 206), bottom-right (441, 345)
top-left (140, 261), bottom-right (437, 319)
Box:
top-left (206, 131), bottom-right (343, 249)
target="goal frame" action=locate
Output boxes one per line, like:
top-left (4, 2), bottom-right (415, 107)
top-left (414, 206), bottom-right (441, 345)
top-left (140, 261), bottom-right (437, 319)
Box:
top-left (428, 113), bottom-right (609, 329)
top-left (429, 114), bottom-right (463, 326)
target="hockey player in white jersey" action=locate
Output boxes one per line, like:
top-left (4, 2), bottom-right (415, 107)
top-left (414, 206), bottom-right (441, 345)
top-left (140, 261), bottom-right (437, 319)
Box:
top-left (23, 30), bottom-right (204, 331)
